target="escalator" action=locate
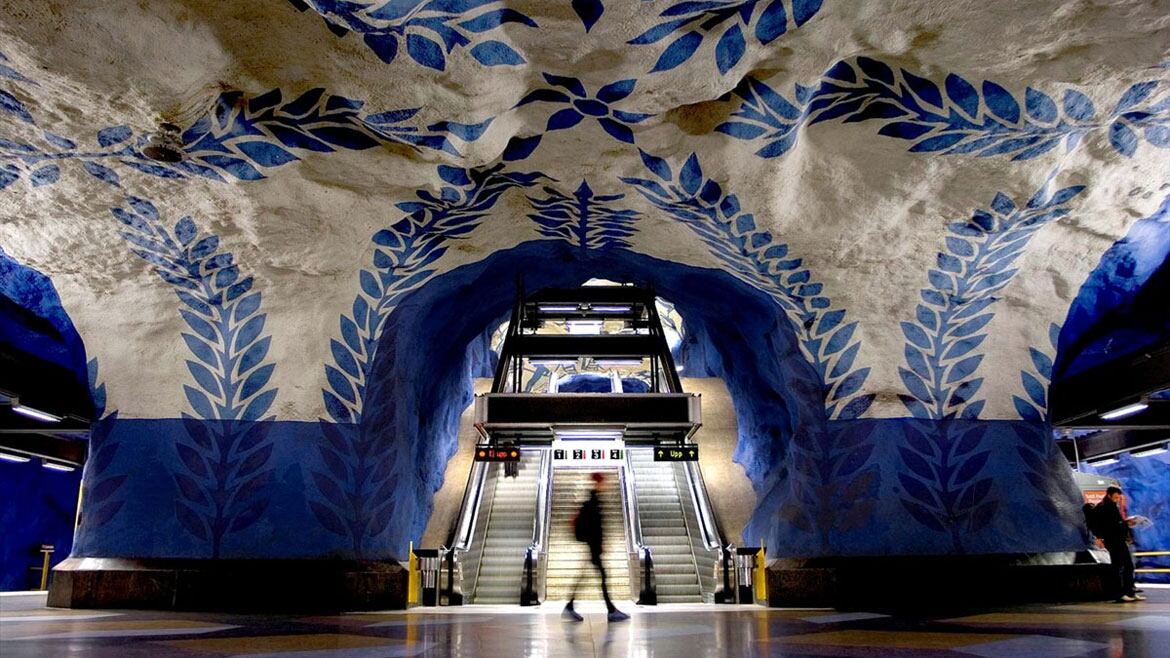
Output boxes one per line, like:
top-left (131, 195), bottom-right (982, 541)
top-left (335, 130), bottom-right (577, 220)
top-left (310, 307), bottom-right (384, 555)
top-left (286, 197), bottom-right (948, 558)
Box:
top-left (463, 450), bottom-right (542, 604)
top-left (544, 468), bottom-right (631, 600)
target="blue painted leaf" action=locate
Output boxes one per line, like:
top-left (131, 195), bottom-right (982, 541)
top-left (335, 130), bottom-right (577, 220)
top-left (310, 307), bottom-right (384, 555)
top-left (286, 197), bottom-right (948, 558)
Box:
top-left (1013, 395), bottom-right (1041, 421)
top-left (1047, 185), bottom-right (1085, 206)
top-left (326, 365), bottom-right (356, 404)
top-left (186, 361), bottom-right (222, 398)
top-left (837, 394), bottom-right (873, 420)
top-left (755, 0), bottom-right (788, 44)
top-left (716, 121), bottom-right (768, 139)
top-left (173, 216), bottom-right (197, 246)
top-left (28, 164), bottom-right (59, 187)
top-left (1114, 81), bottom-right (1157, 113)
top-left (791, 0), bottom-right (823, 25)
top-left (331, 339), bottom-right (361, 379)
top-left (823, 321), bottom-right (856, 356)
top-left (180, 310), bottom-right (218, 343)
top-left (945, 74), bottom-right (980, 117)
top-left (175, 501), bottom-right (210, 540)
top-left (651, 31), bottom-right (703, 73)
top-left (815, 309), bottom-right (845, 336)
top-left (716, 24), bottom-right (745, 75)
top-left (598, 118), bottom-right (635, 144)
top-left (0, 89), bottom-right (34, 123)
top-left (1109, 121), bottom-right (1138, 157)
top-left (1062, 89), bottom-right (1096, 121)
top-left (954, 450), bottom-right (991, 484)
top-left (184, 385), bottom-right (215, 419)
top-left (950, 313), bottom-right (993, 337)
top-left (182, 333), bottom-right (218, 369)
top-left (322, 390), bottom-right (354, 424)
top-left (833, 368), bottom-right (868, 399)
top-left (571, 0), bottom-right (604, 31)
top-left (857, 57), bottom-right (894, 85)
top-left (1021, 370), bottom-right (1046, 407)
top-left (629, 17), bottom-right (691, 45)
top-left (363, 33), bottom-right (399, 64)
top-left (910, 132), bottom-right (966, 152)
top-left (502, 134), bottom-right (542, 161)
top-left (942, 335), bottom-right (986, 360)
top-left (547, 108), bottom-right (584, 131)
top-left (43, 131), bottom-right (76, 149)
top-left (898, 366), bottom-right (933, 404)
top-left (679, 153), bottom-right (703, 195)
top-left (877, 121), bottom-right (934, 140)
top-left (915, 305), bottom-right (938, 332)
top-left (470, 40), bottom-right (525, 66)
top-left (234, 315), bottom-right (266, 353)
top-left (947, 377), bottom-right (983, 407)
top-left (639, 149), bottom-right (672, 180)
top-left (905, 344), bottom-right (931, 379)
top-left (1025, 87), bottom-right (1057, 122)
top-left (597, 79), bottom-right (635, 103)
top-left (830, 342), bottom-right (861, 379)
top-left (902, 70), bottom-right (943, 108)
top-left (240, 363), bottom-right (275, 401)
top-left (237, 336), bottom-right (271, 375)
top-left (542, 73), bottom-right (587, 97)
top-left (241, 389), bottom-right (277, 421)
top-left (1144, 125), bottom-right (1170, 148)
top-left (755, 131), bottom-right (798, 158)
top-left (405, 34), bottom-right (445, 71)
top-left (200, 154), bottom-right (264, 180)
top-left (982, 81), bottom-right (1020, 123)
top-left (236, 140), bottom-right (299, 167)
top-left (234, 293), bottom-right (262, 323)
top-left (946, 355), bottom-right (983, 384)
top-left (359, 270), bottom-right (381, 298)
top-left (1029, 347), bottom-right (1053, 379)
top-left (901, 321), bottom-right (931, 349)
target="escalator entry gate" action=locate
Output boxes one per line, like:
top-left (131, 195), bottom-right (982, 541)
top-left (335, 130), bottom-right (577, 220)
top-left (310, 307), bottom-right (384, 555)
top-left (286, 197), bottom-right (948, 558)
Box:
top-left (736, 547), bottom-right (762, 604)
top-left (414, 548), bottom-right (444, 606)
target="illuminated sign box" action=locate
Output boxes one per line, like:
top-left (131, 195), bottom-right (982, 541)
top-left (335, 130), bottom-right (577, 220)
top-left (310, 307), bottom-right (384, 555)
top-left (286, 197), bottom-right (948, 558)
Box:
top-left (653, 445), bottom-right (698, 462)
top-left (474, 446), bottom-right (521, 462)
top-left (550, 440), bottom-right (624, 465)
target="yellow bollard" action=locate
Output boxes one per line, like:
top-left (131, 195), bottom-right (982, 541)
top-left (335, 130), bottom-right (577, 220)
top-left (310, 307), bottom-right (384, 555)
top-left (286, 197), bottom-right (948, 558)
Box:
top-left (38, 545), bottom-right (54, 591)
top-left (407, 541), bottom-right (420, 605)
top-left (755, 539), bottom-right (767, 604)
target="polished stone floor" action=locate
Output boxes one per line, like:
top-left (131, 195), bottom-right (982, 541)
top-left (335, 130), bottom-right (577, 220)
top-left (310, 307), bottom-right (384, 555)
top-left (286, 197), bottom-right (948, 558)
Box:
top-left (2, 589), bottom-right (1167, 658)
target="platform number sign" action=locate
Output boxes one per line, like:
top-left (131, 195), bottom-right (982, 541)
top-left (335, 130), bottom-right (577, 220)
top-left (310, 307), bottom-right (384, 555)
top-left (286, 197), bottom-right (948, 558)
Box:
top-left (475, 446), bottom-right (521, 462)
top-left (654, 446), bottom-right (698, 462)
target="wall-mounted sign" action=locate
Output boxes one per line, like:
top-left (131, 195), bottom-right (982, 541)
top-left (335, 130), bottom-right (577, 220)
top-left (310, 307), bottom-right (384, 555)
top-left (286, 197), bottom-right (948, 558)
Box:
top-left (474, 445), bottom-right (521, 462)
top-left (653, 445), bottom-right (698, 462)
top-left (551, 440), bottom-right (624, 465)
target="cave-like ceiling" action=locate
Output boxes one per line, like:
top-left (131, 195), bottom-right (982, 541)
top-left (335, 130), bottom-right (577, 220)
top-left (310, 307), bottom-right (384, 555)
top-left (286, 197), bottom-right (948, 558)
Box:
top-left (1, 1), bottom-right (1167, 424)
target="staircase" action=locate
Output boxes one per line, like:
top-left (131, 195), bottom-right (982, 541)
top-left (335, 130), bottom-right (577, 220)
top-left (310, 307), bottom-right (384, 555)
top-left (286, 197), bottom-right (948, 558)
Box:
top-left (544, 469), bottom-right (631, 601)
top-left (628, 448), bottom-right (704, 603)
top-left (469, 451), bottom-right (541, 604)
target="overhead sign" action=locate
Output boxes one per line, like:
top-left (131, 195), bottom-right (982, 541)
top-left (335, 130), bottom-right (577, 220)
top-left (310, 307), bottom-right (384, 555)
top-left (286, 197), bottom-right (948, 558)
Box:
top-left (474, 445), bottom-right (521, 462)
top-left (654, 445), bottom-right (698, 462)
top-left (551, 440), bottom-right (624, 465)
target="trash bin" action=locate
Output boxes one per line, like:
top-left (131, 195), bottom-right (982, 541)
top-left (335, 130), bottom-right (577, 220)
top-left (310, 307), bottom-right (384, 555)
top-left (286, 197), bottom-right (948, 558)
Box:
top-left (414, 548), bottom-right (443, 606)
top-left (736, 547), bottom-right (760, 604)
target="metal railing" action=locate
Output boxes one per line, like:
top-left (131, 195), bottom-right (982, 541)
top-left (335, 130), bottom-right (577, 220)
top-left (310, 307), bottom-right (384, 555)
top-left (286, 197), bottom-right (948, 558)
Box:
top-left (444, 459), bottom-right (490, 603)
top-left (1135, 549), bottom-right (1170, 575)
top-left (622, 450), bottom-right (657, 604)
top-left (522, 450), bottom-right (553, 605)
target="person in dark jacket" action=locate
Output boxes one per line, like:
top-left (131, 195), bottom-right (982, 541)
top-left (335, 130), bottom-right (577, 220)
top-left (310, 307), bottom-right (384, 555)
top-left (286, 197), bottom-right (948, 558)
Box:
top-left (1095, 486), bottom-right (1145, 602)
top-left (563, 472), bottom-right (629, 622)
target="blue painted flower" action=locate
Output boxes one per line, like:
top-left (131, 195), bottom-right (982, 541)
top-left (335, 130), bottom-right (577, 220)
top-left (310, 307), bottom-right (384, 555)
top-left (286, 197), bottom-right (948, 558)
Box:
top-left (503, 74), bottom-right (653, 160)
top-left (288, 0), bottom-right (536, 70)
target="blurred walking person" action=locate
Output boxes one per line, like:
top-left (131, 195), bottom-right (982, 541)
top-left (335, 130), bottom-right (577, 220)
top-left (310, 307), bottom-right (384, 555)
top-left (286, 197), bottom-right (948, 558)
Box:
top-left (562, 472), bottom-right (629, 622)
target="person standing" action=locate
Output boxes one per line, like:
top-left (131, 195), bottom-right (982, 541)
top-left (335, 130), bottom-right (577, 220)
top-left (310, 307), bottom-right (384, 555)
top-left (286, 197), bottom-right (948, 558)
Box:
top-left (1095, 486), bottom-right (1145, 603)
top-left (562, 472), bottom-right (629, 622)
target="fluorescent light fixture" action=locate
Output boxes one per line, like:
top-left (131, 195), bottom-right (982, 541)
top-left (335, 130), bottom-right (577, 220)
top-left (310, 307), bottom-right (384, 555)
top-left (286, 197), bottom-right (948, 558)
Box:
top-left (566, 320), bottom-right (603, 335)
top-left (554, 429), bottom-right (623, 440)
top-left (531, 355), bottom-right (575, 365)
top-left (593, 358), bottom-right (643, 367)
top-left (42, 461), bottom-right (76, 472)
top-left (591, 305), bottom-right (631, 313)
top-left (1132, 445), bottom-right (1168, 458)
top-left (0, 452), bottom-right (31, 463)
top-left (539, 304), bottom-right (579, 312)
top-left (1100, 402), bottom-right (1148, 421)
top-left (1088, 457), bottom-right (1119, 466)
top-left (11, 400), bottom-right (62, 423)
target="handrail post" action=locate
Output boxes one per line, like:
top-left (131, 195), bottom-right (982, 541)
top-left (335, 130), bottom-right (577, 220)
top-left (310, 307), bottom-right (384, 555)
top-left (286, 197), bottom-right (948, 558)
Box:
top-left (521, 544), bottom-right (539, 606)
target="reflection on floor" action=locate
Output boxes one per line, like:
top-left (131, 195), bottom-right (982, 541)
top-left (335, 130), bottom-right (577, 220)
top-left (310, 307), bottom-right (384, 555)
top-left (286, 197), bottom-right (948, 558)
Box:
top-left (2, 589), bottom-right (1167, 657)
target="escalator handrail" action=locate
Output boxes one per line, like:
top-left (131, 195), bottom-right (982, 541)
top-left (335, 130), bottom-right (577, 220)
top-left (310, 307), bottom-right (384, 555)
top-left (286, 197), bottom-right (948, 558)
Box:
top-left (530, 449), bottom-right (553, 554)
top-left (451, 459), bottom-right (489, 554)
top-left (683, 457), bottom-right (722, 552)
top-left (621, 450), bottom-right (645, 553)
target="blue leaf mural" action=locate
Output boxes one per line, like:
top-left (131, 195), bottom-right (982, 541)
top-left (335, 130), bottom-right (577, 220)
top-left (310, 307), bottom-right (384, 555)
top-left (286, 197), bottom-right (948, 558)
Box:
top-left (78, 358), bottom-right (127, 530)
top-left (1012, 322), bottom-right (1060, 422)
top-left (718, 57), bottom-right (1170, 160)
top-left (0, 62), bottom-right (489, 191)
top-left (897, 183), bottom-right (1086, 420)
top-left (629, 0), bottom-right (825, 75)
top-left (110, 196), bottom-right (279, 557)
top-left (290, 0), bottom-right (536, 68)
top-left (526, 179), bottom-right (640, 251)
top-left (313, 163), bottom-right (545, 554)
top-left (622, 150), bottom-right (874, 420)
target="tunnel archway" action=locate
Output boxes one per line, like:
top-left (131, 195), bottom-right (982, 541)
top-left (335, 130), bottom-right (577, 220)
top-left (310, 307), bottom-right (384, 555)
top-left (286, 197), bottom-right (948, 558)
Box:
top-left (358, 239), bottom-right (823, 559)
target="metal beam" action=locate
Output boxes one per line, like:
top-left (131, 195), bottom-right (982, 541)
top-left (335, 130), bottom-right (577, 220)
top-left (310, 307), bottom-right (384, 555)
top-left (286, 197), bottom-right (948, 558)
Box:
top-left (1050, 339), bottom-right (1170, 426)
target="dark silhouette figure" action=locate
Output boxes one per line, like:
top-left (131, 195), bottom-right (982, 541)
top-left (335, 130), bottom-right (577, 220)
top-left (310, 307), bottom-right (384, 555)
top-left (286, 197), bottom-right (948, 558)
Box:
top-left (562, 472), bottom-right (629, 622)
top-left (1094, 486), bottom-right (1144, 603)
